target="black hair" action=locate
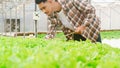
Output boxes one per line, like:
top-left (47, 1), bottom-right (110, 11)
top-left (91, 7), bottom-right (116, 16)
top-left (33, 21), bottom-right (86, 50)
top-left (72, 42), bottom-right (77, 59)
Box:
top-left (35, 0), bottom-right (47, 4)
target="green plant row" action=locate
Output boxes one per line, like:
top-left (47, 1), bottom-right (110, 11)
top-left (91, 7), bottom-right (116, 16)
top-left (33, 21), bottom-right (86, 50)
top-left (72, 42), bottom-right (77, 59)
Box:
top-left (38, 30), bottom-right (120, 39)
top-left (0, 36), bottom-right (120, 68)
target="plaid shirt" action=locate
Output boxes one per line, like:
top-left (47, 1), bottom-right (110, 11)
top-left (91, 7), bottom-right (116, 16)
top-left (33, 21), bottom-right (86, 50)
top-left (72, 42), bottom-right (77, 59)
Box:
top-left (45, 0), bottom-right (101, 42)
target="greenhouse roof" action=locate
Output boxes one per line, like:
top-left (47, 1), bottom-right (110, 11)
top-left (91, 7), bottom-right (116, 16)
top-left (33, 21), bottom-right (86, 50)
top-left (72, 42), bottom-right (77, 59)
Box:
top-left (0, 0), bottom-right (33, 4)
top-left (0, 0), bottom-right (12, 3)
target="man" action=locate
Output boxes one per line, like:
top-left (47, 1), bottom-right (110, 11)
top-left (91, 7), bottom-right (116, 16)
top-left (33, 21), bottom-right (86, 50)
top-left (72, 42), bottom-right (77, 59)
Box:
top-left (35, 0), bottom-right (101, 43)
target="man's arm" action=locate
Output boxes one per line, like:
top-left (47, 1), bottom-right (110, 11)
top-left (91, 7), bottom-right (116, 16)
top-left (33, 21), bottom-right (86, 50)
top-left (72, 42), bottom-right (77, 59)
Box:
top-left (73, 0), bottom-right (96, 34)
top-left (45, 15), bottom-right (59, 39)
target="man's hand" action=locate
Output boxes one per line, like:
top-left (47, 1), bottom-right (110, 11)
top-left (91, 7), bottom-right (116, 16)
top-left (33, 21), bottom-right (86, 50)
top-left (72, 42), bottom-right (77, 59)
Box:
top-left (75, 25), bottom-right (86, 34)
top-left (45, 35), bottom-right (54, 40)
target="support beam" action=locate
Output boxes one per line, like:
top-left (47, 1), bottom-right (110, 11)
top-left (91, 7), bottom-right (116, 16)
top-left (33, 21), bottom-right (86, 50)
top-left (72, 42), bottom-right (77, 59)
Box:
top-left (34, 3), bottom-right (38, 38)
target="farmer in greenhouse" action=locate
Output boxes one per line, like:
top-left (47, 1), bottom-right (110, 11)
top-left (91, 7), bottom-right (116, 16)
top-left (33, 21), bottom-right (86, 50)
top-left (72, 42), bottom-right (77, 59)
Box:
top-left (35, 0), bottom-right (102, 43)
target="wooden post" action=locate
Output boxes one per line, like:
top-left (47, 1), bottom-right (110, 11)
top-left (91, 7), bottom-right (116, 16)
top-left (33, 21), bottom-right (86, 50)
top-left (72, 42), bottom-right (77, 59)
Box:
top-left (2, 2), bottom-right (4, 34)
top-left (15, 5), bottom-right (17, 37)
top-left (23, 4), bottom-right (25, 38)
top-left (34, 3), bottom-right (37, 38)
top-left (10, 7), bottom-right (12, 35)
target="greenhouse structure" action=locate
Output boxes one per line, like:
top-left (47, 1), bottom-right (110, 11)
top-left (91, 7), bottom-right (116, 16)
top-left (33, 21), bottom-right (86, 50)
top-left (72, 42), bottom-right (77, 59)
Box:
top-left (0, 0), bottom-right (120, 36)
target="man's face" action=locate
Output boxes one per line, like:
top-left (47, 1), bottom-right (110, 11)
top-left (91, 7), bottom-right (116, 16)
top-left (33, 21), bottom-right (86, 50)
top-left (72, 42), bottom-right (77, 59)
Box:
top-left (38, 1), bottom-right (54, 16)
